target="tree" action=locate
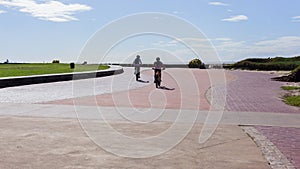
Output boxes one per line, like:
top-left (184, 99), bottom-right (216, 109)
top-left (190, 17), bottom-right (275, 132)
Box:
top-left (52, 60), bottom-right (60, 63)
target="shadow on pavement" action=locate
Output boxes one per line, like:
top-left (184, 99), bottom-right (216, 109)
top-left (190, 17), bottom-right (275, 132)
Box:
top-left (137, 79), bottom-right (150, 83)
top-left (159, 86), bottom-right (175, 90)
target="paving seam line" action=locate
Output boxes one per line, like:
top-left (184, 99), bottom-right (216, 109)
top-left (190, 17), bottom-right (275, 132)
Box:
top-left (241, 126), bottom-right (295, 169)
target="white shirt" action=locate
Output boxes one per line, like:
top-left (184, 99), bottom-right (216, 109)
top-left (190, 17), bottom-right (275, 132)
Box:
top-left (133, 58), bottom-right (142, 67)
top-left (154, 61), bottom-right (165, 69)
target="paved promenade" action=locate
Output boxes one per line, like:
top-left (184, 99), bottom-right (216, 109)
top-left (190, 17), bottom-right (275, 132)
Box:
top-left (224, 70), bottom-right (300, 168)
top-left (0, 67), bottom-right (299, 168)
top-left (225, 70), bottom-right (299, 114)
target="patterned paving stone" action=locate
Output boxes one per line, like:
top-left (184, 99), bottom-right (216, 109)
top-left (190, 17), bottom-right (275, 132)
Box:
top-left (225, 70), bottom-right (300, 169)
top-left (256, 126), bottom-right (300, 169)
top-left (225, 70), bottom-right (299, 114)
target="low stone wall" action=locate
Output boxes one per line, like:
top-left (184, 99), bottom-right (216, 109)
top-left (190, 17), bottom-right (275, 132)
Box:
top-left (0, 66), bottom-right (123, 88)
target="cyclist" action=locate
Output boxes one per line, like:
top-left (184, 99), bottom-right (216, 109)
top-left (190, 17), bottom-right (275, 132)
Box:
top-left (133, 55), bottom-right (142, 81)
top-left (153, 57), bottom-right (165, 88)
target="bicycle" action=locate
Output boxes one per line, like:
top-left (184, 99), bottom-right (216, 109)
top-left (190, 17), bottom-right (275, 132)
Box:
top-left (153, 68), bottom-right (163, 88)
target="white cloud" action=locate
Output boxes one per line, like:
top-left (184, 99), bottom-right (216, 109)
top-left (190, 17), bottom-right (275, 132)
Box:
top-left (292, 16), bottom-right (300, 22)
top-left (212, 36), bottom-right (300, 61)
top-left (222, 15), bottom-right (248, 22)
top-left (123, 36), bottom-right (300, 63)
top-left (0, 0), bottom-right (92, 22)
top-left (292, 16), bottom-right (300, 19)
top-left (0, 10), bottom-right (6, 14)
top-left (255, 36), bottom-right (300, 48)
top-left (152, 38), bottom-right (209, 48)
top-left (247, 37), bottom-right (300, 57)
top-left (209, 1), bottom-right (229, 6)
top-left (214, 38), bottom-right (232, 41)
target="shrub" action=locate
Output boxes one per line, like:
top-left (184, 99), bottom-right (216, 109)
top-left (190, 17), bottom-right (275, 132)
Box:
top-left (188, 58), bottom-right (205, 69)
top-left (223, 64), bottom-right (234, 69)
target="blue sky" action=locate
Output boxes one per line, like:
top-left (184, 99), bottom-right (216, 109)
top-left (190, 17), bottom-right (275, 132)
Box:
top-left (0, 0), bottom-right (300, 64)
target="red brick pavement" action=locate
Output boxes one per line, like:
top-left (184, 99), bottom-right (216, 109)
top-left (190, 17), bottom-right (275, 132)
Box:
top-left (256, 126), bottom-right (300, 168)
top-left (224, 70), bottom-right (299, 114)
top-left (225, 70), bottom-right (300, 169)
top-left (46, 69), bottom-right (233, 110)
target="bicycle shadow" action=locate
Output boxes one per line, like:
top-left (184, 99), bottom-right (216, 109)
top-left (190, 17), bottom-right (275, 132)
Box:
top-left (137, 79), bottom-right (150, 83)
top-left (158, 86), bottom-right (175, 90)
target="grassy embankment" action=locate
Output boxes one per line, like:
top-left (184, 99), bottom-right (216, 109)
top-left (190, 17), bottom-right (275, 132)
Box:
top-left (281, 86), bottom-right (300, 107)
top-left (284, 96), bottom-right (300, 107)
top-left (228, 56), bottom-right (300, 71)
top-left (0, 63), bottom-right (110, 78)
top-left (281, 86), bottom-right (300, 91)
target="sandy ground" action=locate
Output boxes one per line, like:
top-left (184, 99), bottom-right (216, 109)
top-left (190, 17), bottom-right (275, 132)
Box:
top-left (0, 116), bottom-right (270, 169)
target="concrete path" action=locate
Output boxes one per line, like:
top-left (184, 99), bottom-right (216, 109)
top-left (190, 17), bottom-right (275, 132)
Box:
top-left (0, 116), bottom-right (269, 169)
top-left (0, 103), bottom-right (299, 128)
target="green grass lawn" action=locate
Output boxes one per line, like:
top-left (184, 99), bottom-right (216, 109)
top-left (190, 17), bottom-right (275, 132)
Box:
top-left (0, 63), bottom-right (110, 78)
top-left (284, 95), bottom-right (300, 107)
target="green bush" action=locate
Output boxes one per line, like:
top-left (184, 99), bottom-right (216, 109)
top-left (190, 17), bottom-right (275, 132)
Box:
top-left (188, 58), bottom-right (205, 69)
top-left (233, 57), bottom-right (300, 71)
top-left (223, 64), bottom-right (234, 69)
top-left (241, 56), bottom-right (300, 63)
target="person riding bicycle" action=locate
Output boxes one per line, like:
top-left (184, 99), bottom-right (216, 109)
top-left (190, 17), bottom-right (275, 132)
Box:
top-left (133, 55), bottom-right (142, 81)
top-left (153, 57), bottom-right (165, 88)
